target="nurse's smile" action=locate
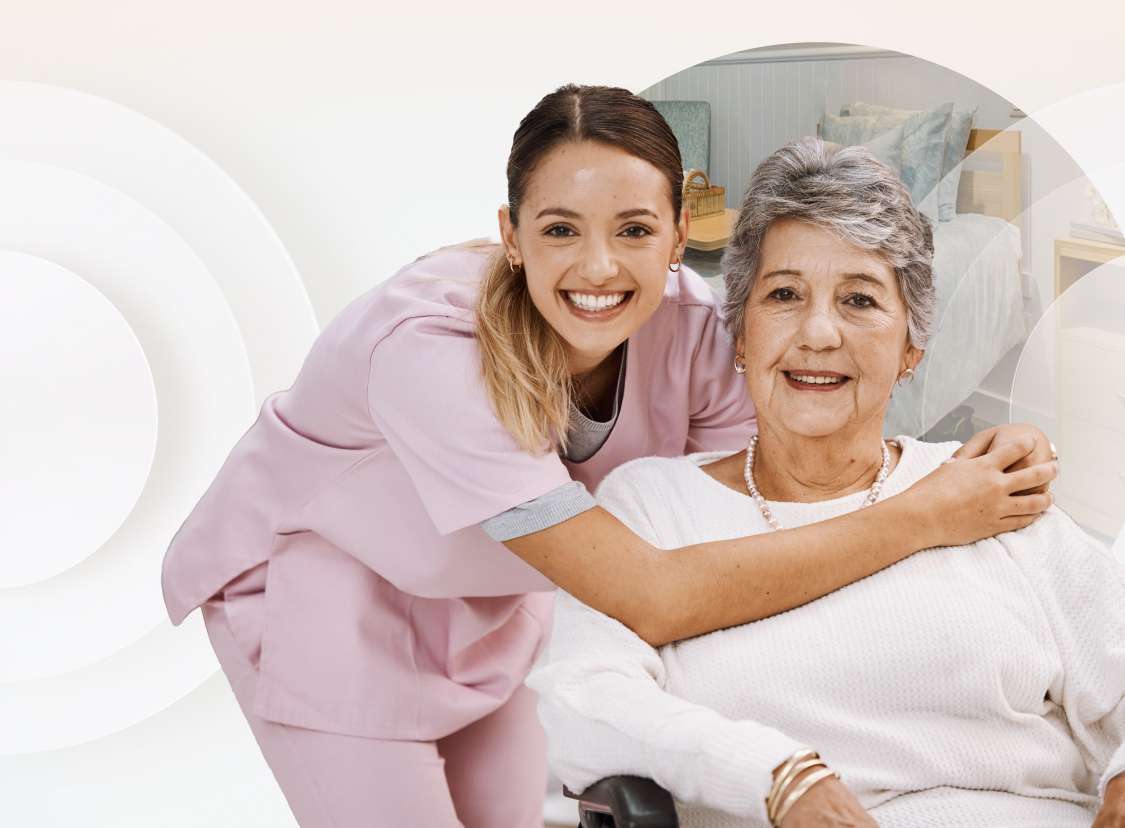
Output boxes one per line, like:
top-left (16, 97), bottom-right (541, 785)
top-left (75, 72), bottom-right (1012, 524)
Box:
top-left (561, 289), bottom-right (635, 321)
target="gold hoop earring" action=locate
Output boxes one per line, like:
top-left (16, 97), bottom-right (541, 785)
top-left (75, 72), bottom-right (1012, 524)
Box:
top-left (898, 367), bottom-right (916, 383)
top-left (508, 257), bottom-right (521, 274)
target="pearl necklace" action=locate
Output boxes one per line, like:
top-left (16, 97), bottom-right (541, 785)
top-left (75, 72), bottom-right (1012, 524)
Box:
top-left (742, 434), bottom-right (891, 531)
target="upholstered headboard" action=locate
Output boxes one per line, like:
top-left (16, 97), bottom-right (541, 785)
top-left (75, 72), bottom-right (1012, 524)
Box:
top-left (957, 128), bottom-right (1022, 224)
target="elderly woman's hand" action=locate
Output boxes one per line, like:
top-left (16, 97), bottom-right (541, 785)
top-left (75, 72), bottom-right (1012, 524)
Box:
top-left (1094, 775), bottom-right (1125, 828)
top-left (952, 423), bottom-right (1056, 494)
top-left (906, 436), bottom-right (1057, 548)
top-left (778, 775), bottom-right (877, 828)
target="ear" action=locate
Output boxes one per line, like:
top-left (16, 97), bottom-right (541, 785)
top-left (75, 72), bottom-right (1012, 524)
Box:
top-left (903, 344), bottom-right (924, 373)
top-left (674, 207), bottom-right (690, 262)
top-left (498, 204), bottom-right (520, 264)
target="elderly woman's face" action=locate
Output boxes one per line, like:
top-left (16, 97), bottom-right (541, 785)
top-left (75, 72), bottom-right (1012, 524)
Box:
top-left (740, 217), bottom-right (922, 439)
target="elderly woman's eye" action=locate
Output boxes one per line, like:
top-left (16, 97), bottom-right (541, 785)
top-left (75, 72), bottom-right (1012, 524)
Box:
top-left (544, 224), bottom-right (576, 238)
top-left (845, 292), bottom-right (877, 308)
top-left (768, 287), bottom-right (798, 301)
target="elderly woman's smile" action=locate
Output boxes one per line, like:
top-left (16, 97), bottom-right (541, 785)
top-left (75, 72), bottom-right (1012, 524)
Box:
top-left (782, 371), bottom-right (849, 390)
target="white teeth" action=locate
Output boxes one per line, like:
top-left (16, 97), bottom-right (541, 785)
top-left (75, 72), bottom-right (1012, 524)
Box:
top-left (789, 373), bottom-right (843, 385)
top-left (566, 291), bottom-right (627, 311)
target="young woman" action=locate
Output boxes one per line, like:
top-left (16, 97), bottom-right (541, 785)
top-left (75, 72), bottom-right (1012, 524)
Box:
top-left (161, 85), bottom-right (1057, 828)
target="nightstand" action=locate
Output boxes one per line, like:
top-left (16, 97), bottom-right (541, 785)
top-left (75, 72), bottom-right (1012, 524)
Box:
top-left (1052, 237), bottom-right (1125, 540)
top-left (686, 208), bottom-right (738, 252)
top-left (684, 208), bottom-right (739, 294)
top-left (1055, 236), bottom-right (1125, 296)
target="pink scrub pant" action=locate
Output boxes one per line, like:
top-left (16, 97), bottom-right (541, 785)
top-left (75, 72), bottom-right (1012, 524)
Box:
top-left (201, 600), bottom-right (548, 828)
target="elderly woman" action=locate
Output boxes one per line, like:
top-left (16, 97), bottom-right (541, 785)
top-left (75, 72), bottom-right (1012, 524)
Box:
top-left (527, 138), bottom-right (1125, 828)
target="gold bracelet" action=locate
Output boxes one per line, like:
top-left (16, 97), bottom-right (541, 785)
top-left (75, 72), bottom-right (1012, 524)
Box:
top-left (768, 758), bottom-right (826, 824)
top-left (769, 760), bottom-right (832, 823)
top-left (774, 767), bottom-right (838, 826)
top-left (766, 749), bottom-right (817, 823)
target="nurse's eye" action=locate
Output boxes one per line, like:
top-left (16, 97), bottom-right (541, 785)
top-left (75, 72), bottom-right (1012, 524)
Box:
top-left (844, 292), bottom-right (877, 309)
top-left (620, 224), bottom-right (653, 238)
top-left (767, 287), bottom-right (799, 302)
top-left (544, 224), bottom-right (576, 238)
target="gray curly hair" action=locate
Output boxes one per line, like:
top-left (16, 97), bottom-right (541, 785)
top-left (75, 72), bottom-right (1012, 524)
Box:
top-left (720, 137), bottom-right (936, 350)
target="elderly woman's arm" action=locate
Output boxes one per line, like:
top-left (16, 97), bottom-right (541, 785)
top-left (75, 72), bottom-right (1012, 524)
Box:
top-left (527, 588), bottom-right (807, 825)
top-left (526, 465), bottom-right (875, 826)
top-left (1010, 509), bottom-right (1125, 812)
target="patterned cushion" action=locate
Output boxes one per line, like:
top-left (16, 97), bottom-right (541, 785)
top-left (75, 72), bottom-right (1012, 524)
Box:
top-left (822, 103), bottom-right (953, 224)
top-left (842, 101), bottom-right (977, 221)
top-left (859, 122), bottom-right (905, 176)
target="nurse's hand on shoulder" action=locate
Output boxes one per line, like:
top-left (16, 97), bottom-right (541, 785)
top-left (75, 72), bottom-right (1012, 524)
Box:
top-left (905, 431), bottom-right (1057, 550)
top-left (951, 422), bottom-right (1056, 494)
top-left (779, 775), bottom-right (876, 828)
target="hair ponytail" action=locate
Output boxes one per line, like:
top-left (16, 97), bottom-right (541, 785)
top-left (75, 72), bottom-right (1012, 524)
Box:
top-left (475, 250), bottom-right (573, 455)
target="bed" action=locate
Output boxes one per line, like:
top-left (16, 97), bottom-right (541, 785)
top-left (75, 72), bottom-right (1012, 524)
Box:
top-left (885, 210), bottom-right (1026, 437)
top-left (886, 127), bottom-right (1026, 437)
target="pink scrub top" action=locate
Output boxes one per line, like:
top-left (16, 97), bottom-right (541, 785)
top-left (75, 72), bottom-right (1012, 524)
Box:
top-left (161, 247), bottom-right (755, 740)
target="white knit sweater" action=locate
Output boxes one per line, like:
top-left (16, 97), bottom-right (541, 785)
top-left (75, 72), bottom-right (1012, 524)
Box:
top-left (526, 437), bottom-right (1125, 828)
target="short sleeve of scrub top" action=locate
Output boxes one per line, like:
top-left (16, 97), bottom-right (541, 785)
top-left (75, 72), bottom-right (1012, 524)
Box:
top-left (481, 341), bottom-right (628, 541)
top-left (367, 314), bottom-right (574, 536)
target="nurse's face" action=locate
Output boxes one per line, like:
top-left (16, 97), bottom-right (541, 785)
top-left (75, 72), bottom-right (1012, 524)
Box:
top-left (499, 140), bottom-right (688, 375)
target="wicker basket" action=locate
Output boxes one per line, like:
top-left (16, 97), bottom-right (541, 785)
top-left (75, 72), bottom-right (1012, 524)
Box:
top-left (682, 169), bottom-right (725, 219)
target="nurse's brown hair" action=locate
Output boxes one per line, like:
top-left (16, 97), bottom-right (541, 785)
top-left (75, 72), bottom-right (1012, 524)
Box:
top-left (475, 84), bottom-right (683, 454)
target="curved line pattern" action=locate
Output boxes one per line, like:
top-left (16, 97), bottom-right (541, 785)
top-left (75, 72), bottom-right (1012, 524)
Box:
top-left (0, 83), bottom-right (317, 754)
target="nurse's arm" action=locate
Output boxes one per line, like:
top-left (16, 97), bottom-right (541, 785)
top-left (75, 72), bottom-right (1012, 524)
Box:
top-left (504, 437), bottom-right (1055, 647)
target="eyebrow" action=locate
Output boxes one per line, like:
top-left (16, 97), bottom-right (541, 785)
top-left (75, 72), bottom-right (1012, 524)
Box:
top-left (840, 272), bottom-right (889, 289)
top-left (534, 207), bottom-right (660, 220)
top-left (760, 269), bottom-right (888, 289)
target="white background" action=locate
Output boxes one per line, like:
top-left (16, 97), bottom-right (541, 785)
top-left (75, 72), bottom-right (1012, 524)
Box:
top-left (2, 1), bottom-right (1124, 825)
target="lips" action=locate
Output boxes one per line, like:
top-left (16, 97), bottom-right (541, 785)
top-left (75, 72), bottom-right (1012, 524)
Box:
top-left (783, 370), bottom-right (852, 391)
top-left (560, 289), bottom-right (635, 321)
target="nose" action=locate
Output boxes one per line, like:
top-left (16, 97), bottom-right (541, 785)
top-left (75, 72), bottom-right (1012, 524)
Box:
top-left (796, 304), bottom-right (843, 351)
top-left (576, 236), bottom-right (619, 285)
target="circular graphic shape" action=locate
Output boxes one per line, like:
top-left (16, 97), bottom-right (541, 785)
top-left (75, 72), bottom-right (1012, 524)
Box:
top-left (0, 252), bottom-right (157, 588)
top-left (0, 83), bottom-right (318, 754)
top-left (0, 158), bottom-right (254, 683)
top-left (1011, 252), bottom-right (1125, 545)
